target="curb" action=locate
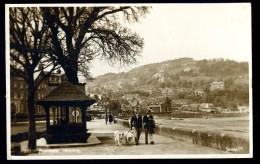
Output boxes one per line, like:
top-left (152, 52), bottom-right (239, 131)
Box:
top-left (116, 118), bottom-right (249, 154)
top-left (36, 136), bottom-right (102, 149)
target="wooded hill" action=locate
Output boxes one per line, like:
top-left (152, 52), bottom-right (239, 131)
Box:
top-left (90, 57), bottom-right (249, 91)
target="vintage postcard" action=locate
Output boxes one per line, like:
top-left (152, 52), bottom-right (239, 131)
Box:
top-left (6, 3), bottom-right (252, 159)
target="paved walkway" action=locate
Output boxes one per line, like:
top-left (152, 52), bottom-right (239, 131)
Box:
top-left (14, 118), bottom-right (237, 159)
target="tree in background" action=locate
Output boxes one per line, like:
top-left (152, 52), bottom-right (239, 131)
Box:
top-left (213, 96), bottom-right (226, 108)
top-left (229, 101), bottom-right (238, 111)
top-left (107, 99), bottom-right (122, 115)
top-left (192, 95), bottom-right (203, 103)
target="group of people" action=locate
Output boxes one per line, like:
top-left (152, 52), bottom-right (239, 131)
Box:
top-left (130, 109), bottom-right (155, 145)
top-left (105, 112), bottom-right (114, 125)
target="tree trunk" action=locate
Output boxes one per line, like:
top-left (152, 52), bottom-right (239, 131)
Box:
top-left (64, 65), bottom-right (79, 84)
top-left (27, 71), bottom-right (37, 150)
top-left (64, 54), bottom-right (79, 84)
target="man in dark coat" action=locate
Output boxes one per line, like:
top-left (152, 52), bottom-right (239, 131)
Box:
top-left (108, 112), bottom-right (113, 124)
top-left (143, 109), bottom-right (155, 144)
top-left (130, 109), bottom-right (143, 145)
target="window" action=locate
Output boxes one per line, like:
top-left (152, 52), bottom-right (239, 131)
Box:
top-left (14, 92), bottom-right (17, 99)
top-left (20, 104), bottom-right (24, 113)
top-left (14, 82), bottom-right (17, 88)
top-left (20, 83), bottom-right (23, 89)
top-left (69, 107), bottom-right (82, 124)
top-left (50, 106), bottom-right (68, 125)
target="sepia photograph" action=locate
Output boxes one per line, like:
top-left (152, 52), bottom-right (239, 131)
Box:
top-left (6, 3), bottom-right (252, 159)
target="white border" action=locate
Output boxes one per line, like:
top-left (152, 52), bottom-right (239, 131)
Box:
top-left (6, 3), bottom-right (253, 160)
top-left (6, 4), bottom-right (12, 160)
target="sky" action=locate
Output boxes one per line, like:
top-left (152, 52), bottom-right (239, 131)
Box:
top-left (89, 3), bottom-right (251, 78)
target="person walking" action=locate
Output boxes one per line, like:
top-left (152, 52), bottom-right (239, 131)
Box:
top-left (143, 109), bottom-right (155, 144)
top-left (108, 112), bottom-right (113, 124)
top-left (105, 112), bottom-right (108, 125)
top-left (130, 109), bottom-right (143, 145)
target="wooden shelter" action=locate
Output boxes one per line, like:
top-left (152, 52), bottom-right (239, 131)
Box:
top-left (35, 81), bottom-right (96, 144)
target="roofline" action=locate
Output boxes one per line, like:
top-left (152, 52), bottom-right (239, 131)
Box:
top-left (35, 99), bottom-right (96, 106)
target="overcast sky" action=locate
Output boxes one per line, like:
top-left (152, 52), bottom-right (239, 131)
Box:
top-left (89, 3), bottom-right (251, 78)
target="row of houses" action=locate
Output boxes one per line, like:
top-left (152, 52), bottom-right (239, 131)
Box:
top-left (10, 72), bottom-right (28, 114)
top-left (77, 89), bottom-right (249, 115)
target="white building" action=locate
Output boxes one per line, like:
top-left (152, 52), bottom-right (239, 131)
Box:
top-left (117, 81), bottom-right (124, 89)
top-left (199, 103), bottom-right (215, 113)
top-left (194, 89), bottom-right (205, 96)
top-left (210, 81), bottom-right (224, 91)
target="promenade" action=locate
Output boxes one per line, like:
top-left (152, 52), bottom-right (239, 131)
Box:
top-left (10, 118), bottom-right (242, 159)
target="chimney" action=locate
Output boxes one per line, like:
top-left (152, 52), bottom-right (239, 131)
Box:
top-left (38, 63), bottom-right (43, 70)
top-left (57, 69), bottom-right (61, 74)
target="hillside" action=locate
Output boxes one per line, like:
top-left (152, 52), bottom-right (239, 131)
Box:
top-left (87, 58), bottom-right (249, 92)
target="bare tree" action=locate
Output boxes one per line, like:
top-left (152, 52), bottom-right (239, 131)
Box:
top-left (41, 7), bottom-right (150, 84)
top-left (9, 6), bottom-right (150, 151)
top-left (9, 7), bottom-right (59, 150)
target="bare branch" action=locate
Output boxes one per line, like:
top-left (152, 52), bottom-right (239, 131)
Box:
top-left (40, 6), bottom-right (149, 83)
top-left (96, 7), bottom-right (131, 20)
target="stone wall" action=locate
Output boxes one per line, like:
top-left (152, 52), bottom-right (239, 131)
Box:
top-left (116, 118), bottom-right (249, 154)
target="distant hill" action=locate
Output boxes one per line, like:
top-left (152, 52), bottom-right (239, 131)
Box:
top-left (87, 57), bottom-right (249, 93)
